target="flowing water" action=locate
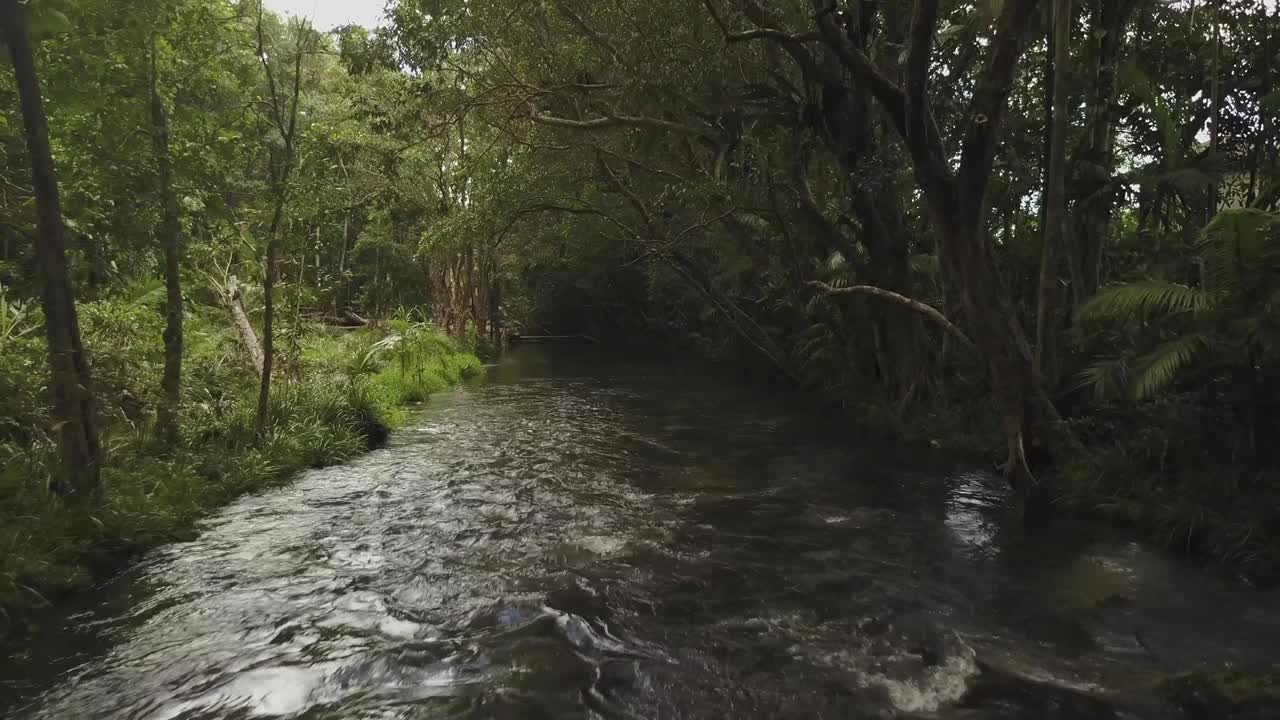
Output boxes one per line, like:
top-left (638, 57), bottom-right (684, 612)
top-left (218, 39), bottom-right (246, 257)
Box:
top-left (4, 347), bottom-right (1280, 719)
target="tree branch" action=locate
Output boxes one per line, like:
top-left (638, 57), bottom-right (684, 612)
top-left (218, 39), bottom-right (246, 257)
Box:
top-left (703, 0), bottom-right (820, 43)
top-left (552, 0), bottom-right (621, 63)
top-left (808, 280), bottom-right (976, 352)
top-left (810, 0), bottom-right (908, 136)
top-left (956, 0), bottom-right (1042, 217)
top-left (528, 107), bottom-right (708, 137)
top-left (905, 0), bottom-right (949, 172)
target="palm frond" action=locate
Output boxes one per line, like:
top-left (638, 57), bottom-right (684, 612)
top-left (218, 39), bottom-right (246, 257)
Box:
top-left (1074, 356), bottom-right (1129, 402)
top-left (1198, 208), bottom-right (1280, 299)
top-left (126, 278), bottom-right (167, 307)
top-left (1129, 333), bottom-right (1210, 400)
top-left (1075, 281), bottom-right (1211, 325)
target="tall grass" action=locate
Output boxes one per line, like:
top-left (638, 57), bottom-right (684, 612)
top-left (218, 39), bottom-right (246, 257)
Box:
top-left (0, 304), bottom-right (479, 633)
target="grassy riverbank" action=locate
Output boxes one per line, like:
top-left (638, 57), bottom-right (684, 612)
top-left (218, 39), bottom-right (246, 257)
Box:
top-left (0, 300), bottom-right (479, 635)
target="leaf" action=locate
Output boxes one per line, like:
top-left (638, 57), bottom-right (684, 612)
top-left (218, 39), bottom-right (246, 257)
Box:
top-left (1075, 356), bottom-right (1129, 401)
top-left (937, 24), bottom-right (965, 44)
top-left (125, 279), bottom-right (167, 307)
top-left (29, 8), bottom-right (72, 37)
top-left (1075, 281), bottom-right (1212, 325)
top-left (1129, 333), bottom-right (1209, 400)
top-left (1198, 208), bottom-right (1280, 298)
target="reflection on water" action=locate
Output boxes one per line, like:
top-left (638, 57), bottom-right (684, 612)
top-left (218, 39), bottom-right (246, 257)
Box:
top-left (945, 472), bottom-right (1004, 557)
top-left (4, 346), bottom-right (1280, 719)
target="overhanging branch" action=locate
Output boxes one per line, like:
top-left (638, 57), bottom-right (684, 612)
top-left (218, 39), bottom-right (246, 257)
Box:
top-left (808, 280), bottom-right (976, 352)
top-left (528, 107), bottom-right (709, 137)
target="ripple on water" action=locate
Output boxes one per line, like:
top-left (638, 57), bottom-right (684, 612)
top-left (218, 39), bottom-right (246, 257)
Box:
top-left (9, 350), bottom-right (1280, 720)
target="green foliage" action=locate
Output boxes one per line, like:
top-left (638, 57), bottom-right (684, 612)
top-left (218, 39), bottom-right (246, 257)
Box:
top-left (1076, 209), bottom-right (1280, 401)
top-left (1128, 333), bottom-right (1211, 400)
top-left (0, 311), bottom-right (478, 626)
top-left (1076, 281), bottom-right (1211, 326)
top-left (0, 285), bottom-right (39, 341)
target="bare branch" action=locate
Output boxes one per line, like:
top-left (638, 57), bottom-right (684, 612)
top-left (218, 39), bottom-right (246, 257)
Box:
top-left (808, 281), bottom-right (976, 352)
top-left (528, 107), bottom-right (708, 137)
top-left (702, 0), bottom-right (820, 43)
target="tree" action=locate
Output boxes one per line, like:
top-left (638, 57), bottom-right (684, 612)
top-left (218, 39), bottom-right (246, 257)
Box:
top-left (783, 0), bottom-right (1051, 492)
top-left (1034, 0), bottom-right (1072, 386)
top-left (1, 0), bottom-right (101, 501)
top-left (252, 6), bottom-right (311, 443)
top-left (148, 39), bottom-right (183, 449)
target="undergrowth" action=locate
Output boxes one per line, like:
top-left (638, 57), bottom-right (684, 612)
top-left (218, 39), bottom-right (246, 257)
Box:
top-left (0, 302), bottom-right (479, 634)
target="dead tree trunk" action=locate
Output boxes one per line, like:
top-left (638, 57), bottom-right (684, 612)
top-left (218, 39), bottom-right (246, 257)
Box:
top-left (2, 0), bottom-right (102, 501)
top-left (227, 274), bottom-right (264, 375)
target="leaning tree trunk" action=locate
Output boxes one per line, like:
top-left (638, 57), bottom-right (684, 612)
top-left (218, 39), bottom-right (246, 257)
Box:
top-left (227, 274), bottom-right (264, 375)
top-left (2, 0), bottom-right (102, 501)
top-left (149, 47), bottom-right (184, 449)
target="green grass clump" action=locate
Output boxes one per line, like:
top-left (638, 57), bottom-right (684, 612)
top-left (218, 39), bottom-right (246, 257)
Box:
top-left (0, 304), bottom-right (478, 634)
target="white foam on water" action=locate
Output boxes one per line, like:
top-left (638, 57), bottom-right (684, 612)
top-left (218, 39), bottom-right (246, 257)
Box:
top-left (867, 648), bottom-right (980, 713)
top-left (575, 534), bottom-right (627, 555)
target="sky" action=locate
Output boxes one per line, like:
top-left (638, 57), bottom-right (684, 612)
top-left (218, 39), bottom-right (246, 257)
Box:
top-left (262, 0), bottom-right (387, 31)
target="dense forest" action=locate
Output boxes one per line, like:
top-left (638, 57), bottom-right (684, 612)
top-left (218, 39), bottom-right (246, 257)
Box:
top-left (2, 0), bottom-right (1279, 629)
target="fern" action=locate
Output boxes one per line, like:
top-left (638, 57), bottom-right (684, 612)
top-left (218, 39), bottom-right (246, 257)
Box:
top-left (1075, 280), bottom-right (1211, 325)
top-left (1129, 333), bottom-right (1209, 400)
top-left (121, 278), bottom-right (167, 307)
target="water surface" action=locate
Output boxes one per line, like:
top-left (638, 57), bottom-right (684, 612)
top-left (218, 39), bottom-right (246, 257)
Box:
top-left (4, 347), bottom-right (1279, 718)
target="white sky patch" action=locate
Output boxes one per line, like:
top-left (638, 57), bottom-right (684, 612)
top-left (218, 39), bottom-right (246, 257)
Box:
top-left (262, 0), bottom-right (386, 31)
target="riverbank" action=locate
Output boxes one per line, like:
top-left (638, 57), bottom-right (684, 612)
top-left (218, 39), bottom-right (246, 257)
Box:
top-left (7, 344), bottom-right (1280, 719)
top-left (881, 395), bottom-right (1280, 586)
top-left (646, 330), bottom-right (1280, 586)
top-left (0, 302), bottom-right (479, 637)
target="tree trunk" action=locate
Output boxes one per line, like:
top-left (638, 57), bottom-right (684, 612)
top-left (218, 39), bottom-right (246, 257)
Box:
top-left (1205, 1), bottom-right (1220, 225)
top-left (255, 188), bottom-right (285, 443)
top-left (1035, 0), bottom-right (1071, 385)
top-left (227, 274), bottom-right (264, 375)
top-left (951, 222), bottom-right (1038, 493)
top-left (149, 45), bottom-right (184, 449)
top-left (253, 13), bottom-right (309, 444)
top-left (854, 187), bottom-right (933, 405)
top-left (1067, 0), bottom-right (1133, 304)
top-left (1247, 1), bottom-right (1271, 205)
top-left (2, 0), bottom-right (102, 501)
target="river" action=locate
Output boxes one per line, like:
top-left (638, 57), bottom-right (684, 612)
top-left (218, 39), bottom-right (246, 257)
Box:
top-left (3, 346), bottom-right (1279, 719)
